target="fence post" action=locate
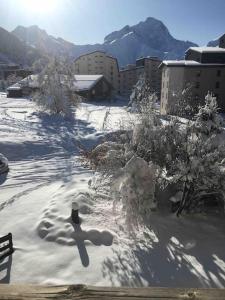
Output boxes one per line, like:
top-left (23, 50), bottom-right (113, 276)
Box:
top-left (71, 202), bottom-right (80, 224)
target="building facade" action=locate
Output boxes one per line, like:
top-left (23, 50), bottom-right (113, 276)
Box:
top-left (119, 65), bottom-right (144, 96)
top-left (160, 45), bottom-right (225, 115)
top-left (74, 51), bottom-right (162, 97)
top-left (74, 51), bottom-right (119, 93)
top-left (136, 57), bottom-right (162, 96)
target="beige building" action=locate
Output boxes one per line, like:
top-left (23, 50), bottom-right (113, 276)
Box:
top-left (74, 51), bottom-right (162, 97)
top-left (136, 57), bottom-right (162, 96)
top-left (74, 51), bottom-right (119, 93)
top-left (119, 65), bottom-right (144, 95)
top-left (160, 45), bottom-right (225, 115)
top-left (119, 57), bottom-right (162, 96)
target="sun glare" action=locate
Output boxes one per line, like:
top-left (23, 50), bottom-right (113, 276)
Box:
top-left (21, 0), bottom-right (59, 14)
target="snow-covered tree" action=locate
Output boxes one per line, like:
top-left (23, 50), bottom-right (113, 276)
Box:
top-left (33, 57), bottom-right (80, 118)
top-left (129, 75), bottom-right (158, 111)
top-left (170, 93), bottom-right (225, 215)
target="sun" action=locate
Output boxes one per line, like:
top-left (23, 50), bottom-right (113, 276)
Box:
top-left (21, 0), bottom-right (59, 14)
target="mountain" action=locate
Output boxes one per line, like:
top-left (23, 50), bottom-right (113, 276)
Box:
top-left (12, 25), bottom-right (76, 57)
top-left (0, 26), bottom-right (44, 66)
top-left (12, 17), bottom-right (198, 67)
top-left (207, 37), bottom-right (220, 47)
top-left (102, 17), bottom-right (197, 65)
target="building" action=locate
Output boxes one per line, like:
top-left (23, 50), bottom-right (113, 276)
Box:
top-left (74, 51), bottom-right (119, 93)
top-left (0, 63), bottom-right (32, 80)
top-left (119, 57), bottom-right (162, 96)
top-left (119, 65), bottom-right (144, 96)
top-left (160, 41), bottom-right (225, 115)
top-left (7, 74), bottom-right (112, 100)
top-left (136, 57), bottom-right (162, 96)
top-left (73, 75), bottom-right (112, 100)
top-left (74, 51), bottom-right (162, 97)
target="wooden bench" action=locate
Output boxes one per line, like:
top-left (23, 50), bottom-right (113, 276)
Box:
top-left (0, 233), bottom-right (14, 260)
top-left (0, 285), bottom-right (225, 299)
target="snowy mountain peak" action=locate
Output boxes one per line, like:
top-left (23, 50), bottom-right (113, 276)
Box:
top-left (11, 17), bottom-right (198, 67)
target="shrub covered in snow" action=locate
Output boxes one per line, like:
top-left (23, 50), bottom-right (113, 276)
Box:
top-left (90, 81), bottom-right (225, 220)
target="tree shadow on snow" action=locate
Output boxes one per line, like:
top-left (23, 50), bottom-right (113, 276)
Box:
top-left (70, 221), bottom-right (114, 268)
top-left (0, 254), bottom-right (12, 283)
top-left (102, 213), bottom-right (225, 288)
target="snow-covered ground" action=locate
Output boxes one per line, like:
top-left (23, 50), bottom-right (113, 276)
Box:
top-left (1, 94), bottom-right (225, 288)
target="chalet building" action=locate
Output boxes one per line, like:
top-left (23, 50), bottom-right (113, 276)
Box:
top-left (160, 35), bottom-right (225, 115)
top-left (7, 74), bottom-right (112, 100)
top-left (73, 75), bottom-right (112, 100)
top-left (74, 51), bottom-right (119, 93)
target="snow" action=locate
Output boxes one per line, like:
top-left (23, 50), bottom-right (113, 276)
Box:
top-left (73, 75), bottom-right (103, 91)
top-left (188, 47), bottom-right (225, 53)
top-left (161, 60), bottom-right (225, 67)
top-left (18, 74), bottom-right (104, 92)
top-left (162, 60), bottom-right (201, 66)
top-left (0, 94), bottom-right (225, 287)
top-left (121, 31), bottom-right (134, 39)
top-left (109, 39), bottom-right (117, 44)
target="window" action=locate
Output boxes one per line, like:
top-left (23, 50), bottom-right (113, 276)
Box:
top-left (217, 70), bottom-right (221, 77)
top-left (195, 94), bottom-right (199, 100)
top-left (216, 81), bottom-right (220, 88)
top-left (195, 82), bottom-right (200, 88)
top-left (196, 71), bottom-right (201, 77)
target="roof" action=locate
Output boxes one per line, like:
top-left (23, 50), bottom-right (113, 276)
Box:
top-left (120, 66), bottom-right (144, 72)
top-left (7, 74), bottom-right (107, 92)
top-left (187, 47), bottom-right (225, 53)
top-left (19, 75), bottom-right (39, 88)
top-left (7, 83), bottom-right (21, 91)
top-left (136, 56), bottom-right (161, 62)
top-left (73, 74), bottom-right (103, 91)
top-left (160, 60), bottom-right (225, 68)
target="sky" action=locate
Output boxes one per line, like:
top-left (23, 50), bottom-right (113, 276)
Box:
top-left (0, 0), bottom-right (225, 46)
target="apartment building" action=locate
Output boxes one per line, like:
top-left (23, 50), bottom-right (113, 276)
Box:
top-left (74, 51), bottom-right (162, 97)
top-left (74, 51), bottom-right (119, 93)
top-left (119, 57), bottom-right (162, 96)
top-left (119, 64), bottom-right (144, 95)
top-left (160, 41), bottom-right (225, 115)
top-left (136, 57), bottom-right (162, 96)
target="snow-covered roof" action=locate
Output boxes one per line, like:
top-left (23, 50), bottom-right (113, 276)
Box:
top-left (19, 75), bottom-right (39, 88)
top-left (7, 74), bottom-right (105, 92)
top-left (160, 60), bottom-right (225, 67)
top-left (7, 83), bottom-right (22, 91)
top-left (187, 47), bottom-right (225, 53)
top-left (73, 74), bottom-right (103, 91)
top-left (161, 60), bottom-right (200, 66)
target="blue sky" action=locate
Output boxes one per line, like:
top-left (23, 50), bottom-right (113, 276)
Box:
top-left (0, 0), bottom-right (225, 46)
